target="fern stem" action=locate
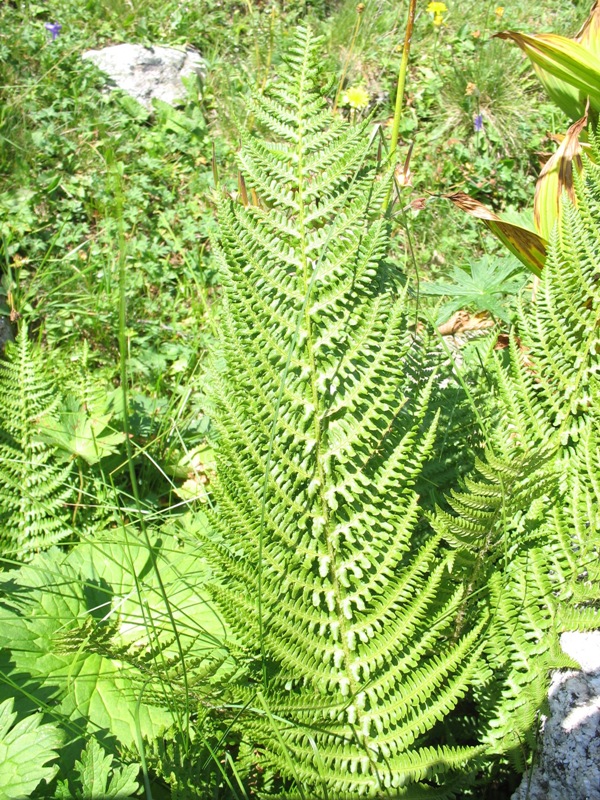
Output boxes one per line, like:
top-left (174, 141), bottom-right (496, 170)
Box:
top-left (260, 6), bottom-right (277, 92)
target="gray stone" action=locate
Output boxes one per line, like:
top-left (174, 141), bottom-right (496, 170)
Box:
top-left (0, 316), bottom-right (14, 352)
top-left (82, 44), bottom-right (206, 109)
top-left (512, 631), bottom-right (600, 800)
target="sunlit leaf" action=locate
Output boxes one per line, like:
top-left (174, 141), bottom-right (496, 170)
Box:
top-left (495, 28), bottom-right (600, 120)
top-left (534, 113), bottom-right (587, 240)
top-left (0, 528), bottom-right (229, 748)
top-left (38, 394), bottom-right (126, 465)
top-left (446, 192), bottom-right (546, 275)
top-left (0, 698), bottom-right (63, 800)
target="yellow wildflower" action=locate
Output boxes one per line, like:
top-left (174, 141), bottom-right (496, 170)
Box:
top-left (342, 86), bottom-right (370, 110)
top-left (426, 1), bottom-right (447, 13)
top-left (465, 82), bottom-right (477, 96)
top-left (427, 1), bottom-right (447, 25)
top-left (495, 6), bottom-right (505, 18)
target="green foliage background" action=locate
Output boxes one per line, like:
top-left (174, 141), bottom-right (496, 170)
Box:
top-left (0, 1), bottom-right (598, 798)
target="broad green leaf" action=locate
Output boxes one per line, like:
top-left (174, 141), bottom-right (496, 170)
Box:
top-left (495, 30), bottom-right (600, 120)
top-left (534, 114), bottom-right (587, 240)
top-left (39, 394), bottom-right (126, 465)
top-left (0, 528), bottom-right (229, 749)
top-left (576, 1), bottom-right (600, 59)
top-left (0, 697), bottom-right (63, 800)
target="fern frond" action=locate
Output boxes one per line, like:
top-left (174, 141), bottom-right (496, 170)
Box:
top-left (554, 424), bottom-right (600, 629)
top-left (512, 164), bottom-right (600, 449)
top-left (203, 27), bottom-right (487, 797)
top-left (430, 132), bottom-right (600, 781)
top-left (0, 325), bottom-right (74, 559)
top-left (431, 449), bottom-right (554, 558)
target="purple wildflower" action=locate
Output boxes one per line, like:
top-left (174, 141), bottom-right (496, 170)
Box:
top-left (473, 113), bottom-right (484, 133)
top-left (45, 22), bottom-right (62, 41)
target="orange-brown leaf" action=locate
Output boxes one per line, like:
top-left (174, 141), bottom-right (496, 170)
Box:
top-left (446, 192), bottom-right (546, 276)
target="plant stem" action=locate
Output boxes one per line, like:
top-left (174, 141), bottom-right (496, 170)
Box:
top-left (260, 6), bottom-right (277, 92)
top-left (389, 0), bottom-right (418, 160)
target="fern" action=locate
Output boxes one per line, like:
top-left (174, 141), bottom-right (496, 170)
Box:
top-left (202, 28), bottom-right (488, 797)
top-left (491, 144), bottom-right (600, 607)
top-left (430, 133), bottom-right (600, 776)
top-left (0, 324), bottom-right (74, 559)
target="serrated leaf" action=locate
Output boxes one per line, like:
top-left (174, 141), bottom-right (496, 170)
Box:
top-left (0, 528), bottom-right (229, 749)
top-left (38, 394), bottom-right (126, 465)
top-left (73, 738), bottom-right (140, 799)
top-left (420, 257), bottom-right (526, 324)
top-left (0, 697), bottom-right (63, 800)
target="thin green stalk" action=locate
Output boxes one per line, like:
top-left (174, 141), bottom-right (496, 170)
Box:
top-left (260, 6), bottom-right (277, 92)
top-left (244, 0), bottom-right (262, 87)
top-left (135, 686), bottom-right (154, 800)
top-left (389, 0), bottom-right (418, 160)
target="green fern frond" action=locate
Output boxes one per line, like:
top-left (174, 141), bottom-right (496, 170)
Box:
top-left (431, 449), bottom-right (554, 558)
top-left (554, 424), bottom-right (600, 629)
top-left (429, 130), bottom-right (600, 781)
top-left (476, 556), bottom-right (571, 766)
top-left (203, 27), bottom-right (487, 797)
top-left (511, 164), bottom-right (600, 450)
top-left (0, 325), bottom-right (74, 559)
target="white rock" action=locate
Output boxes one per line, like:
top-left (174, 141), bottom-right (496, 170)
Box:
top-left (512, 631), bottom-right (600, 800)
top-left (82, 44), bottom-right (206, 109)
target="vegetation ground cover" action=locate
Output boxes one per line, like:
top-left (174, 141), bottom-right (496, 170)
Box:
top-left (0, 0), bottom-right (598, 798)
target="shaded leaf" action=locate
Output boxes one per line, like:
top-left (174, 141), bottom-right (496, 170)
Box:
top-left (420, 256), bottom-right (526, 324)
top-left (57, 737), bottom-right (140, 799)
top-left (0, 528), bottom-right (229, 749)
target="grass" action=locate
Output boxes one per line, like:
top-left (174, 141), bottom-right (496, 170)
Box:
top-left (0, 0), bottom-right (593, 796)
